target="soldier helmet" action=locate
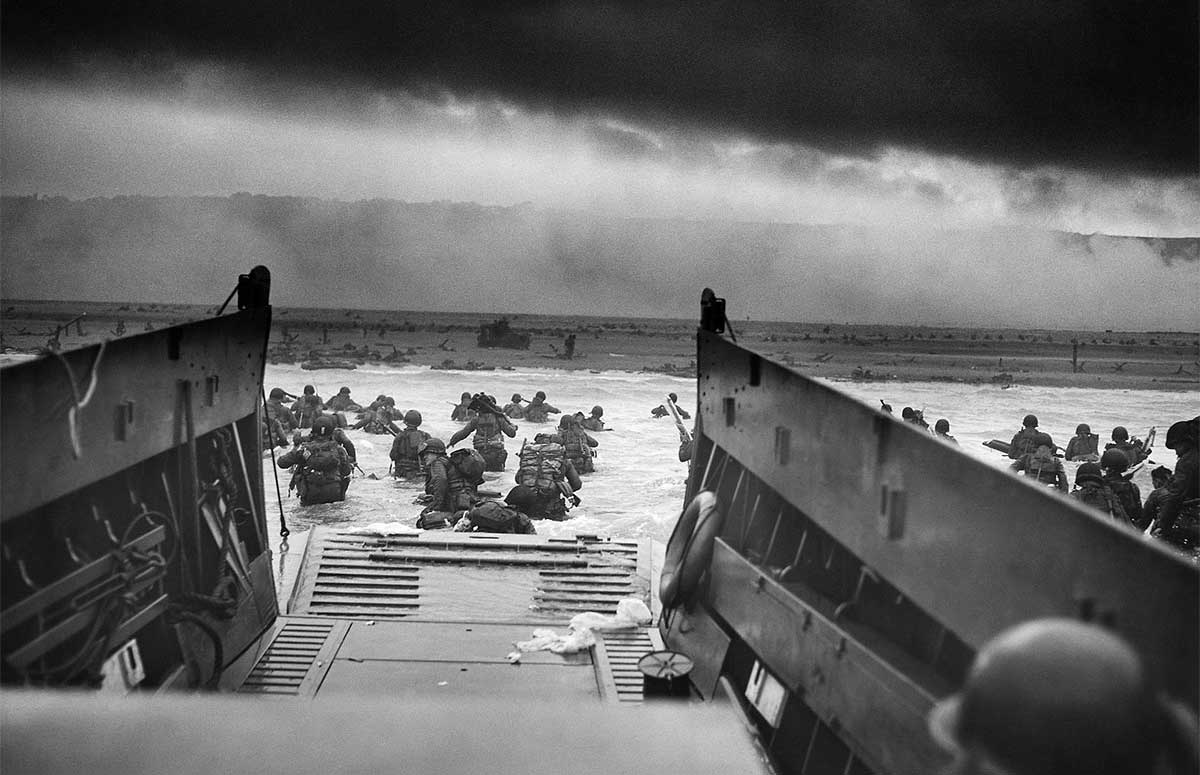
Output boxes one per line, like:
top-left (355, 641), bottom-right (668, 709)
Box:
top-left (1100, 448), bottom-right (1129, 473)
top-left (312, 416), bottom-right (335, 437)
top-left (558, 415), bottom-right (573, 429)
top-left (935, 419), bottom-right (950, 433)
top-left (418, 438), bottom-right (446, 456)
top-left (591, 406), bottom-right (603, 417)
top-left (668, 392), bottom-right (679, 402)
top-left (303, 384), bottom-right (316, 395)
top-left (1023, 414), bottom-right (1038, 428)
top-left (927, 618), bottom-right (1158, 775)
top-left (461, 392), bottom-right (471, 400)
top-left (1111, 426), bottom-right (1129, 442)
top-left (1075, 462), bottom-right (1103, 486)
top-left (511, 393), bottom-right (524, 402)
top-left (505, 485), bottom-right (537, 509)
top-left (384, 396), bottom-right (396, 406)
top-left (1164, 418), bottom-right (1197, 450)
top-left (1075, 423), bottom-right (1091, 435)
top-left (535, 391), bottom-right (547, 400)
top-left (269, 387), bottom-right (287, 400)
top-left (902, 407), bottom-right (915, 420)
top-left (404, 410), bottom-right (422, 426)
top-left (339, 386), bottom-right (351, 394)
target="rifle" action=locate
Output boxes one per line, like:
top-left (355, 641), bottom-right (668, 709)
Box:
top-left (665, 396), bottom-right (692, 444)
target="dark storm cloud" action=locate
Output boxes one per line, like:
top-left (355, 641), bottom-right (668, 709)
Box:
top-left (2, 0), bottom-right (1194, 176)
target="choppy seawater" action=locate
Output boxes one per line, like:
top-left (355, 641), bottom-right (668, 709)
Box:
top-left (262, 363), bottom-right (1196, 588)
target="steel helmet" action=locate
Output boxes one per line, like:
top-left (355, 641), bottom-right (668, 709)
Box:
top-left (303, 384), bottom-right (316, 395)
top-left (928, 618), bottom-right (1158, 775)
top-left (591, 406), bottom-right (603, 417)
top-left (404, 409), bottom-right (422, 426)
top-left (1023, 414), bottom-right (1038, 428)
top-left (535, 391), bottom-right (547, 400)
top-left (1100, 448), bottom-right (1129, 473)
top-left (505, 484), bottom-right (537, 508)
top-left (511, 393), bottom-right (524, 402)
top-left (268, 387), bottom-right (287, 400)
top-left (338, 386), bottom-right (351, 394)
top-left (418, 438), bottom-right (446, 455)
top-left (311, 416), bottom-right (335, 437)
top-left (935, 419), bottom-right (950, 433)
top-left (1111, 426), bottom-right (1129, 442)
top-left (461, 392), bottom-right (471, 400)
top-left (1075, 462), bottom-right (1103, 486)
top-left (1164, 418), bottom-right (1197, 450)
top-left (1075, 423), bottom-right (1091, 435)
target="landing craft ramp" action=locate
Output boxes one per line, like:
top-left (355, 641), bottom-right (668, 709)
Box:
top-left (239, 529), bottom-right (668, 703)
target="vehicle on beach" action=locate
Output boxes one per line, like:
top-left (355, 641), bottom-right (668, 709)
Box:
top-left (2, 268), bottom-right (1196, 775)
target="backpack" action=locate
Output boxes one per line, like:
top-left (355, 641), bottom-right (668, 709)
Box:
top-left (1028, 447), bottom-right (1058, 481)
top-left (394, 428), bottom-right (428, 460)
top-left (468, 501), bottom-right (522, 532)
top-left (517, 442), bottom-right (566, 492)
top-left (1073, 482), bottom-right (1128, 521)
top-left (305, 440), bottom-right (343, 473)
top-left (448, 448), bottom-right (486, 486)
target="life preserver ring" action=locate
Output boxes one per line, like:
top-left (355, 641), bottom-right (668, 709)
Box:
top-left (660, 491), bottom-right (724, 609)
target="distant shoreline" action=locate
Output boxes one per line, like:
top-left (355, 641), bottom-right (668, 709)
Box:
top-left (2, 300), bottom-right (1197, 392)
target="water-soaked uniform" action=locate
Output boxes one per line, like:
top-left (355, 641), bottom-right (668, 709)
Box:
top-left (1073, 480), bottom-right (1129, 522)
top-left (1102, 473), bottom-right (1142, 526)
top-left (1009, 428), bottom-right (1054, 459)
top-left (278, 438), bottom-right (352, 505)
top-left (1010, 448), bottom-right (1068, 492)
top-left (390, 425), bottom-right (431, 479)
top-left (522, 399), bottom-right (560, 423)
top-left (448, 412), bottom-right (517, 471)
top-left (1064, 434), bottom-right (1099, 461)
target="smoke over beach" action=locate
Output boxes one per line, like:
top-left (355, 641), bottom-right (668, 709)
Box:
top-left (2, 195), bottom-right (1196, 330)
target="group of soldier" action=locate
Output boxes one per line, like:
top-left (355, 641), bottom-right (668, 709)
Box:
top-left (262, 383), bottom-right (613, 535)
top-left (1005, 413), bottom-right (1199, 549)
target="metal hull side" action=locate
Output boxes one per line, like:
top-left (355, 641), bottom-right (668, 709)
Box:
top-left (1, 303), bottom-right (277, 693)
top-left (693, 329), bottom-right (1197, 701)
top-left (1, 308), bottom-right (272, 520)
top-left (661, 328), bottom-right (1199, 775)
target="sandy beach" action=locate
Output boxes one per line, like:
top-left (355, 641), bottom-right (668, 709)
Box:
top-left (2, 299), bottom-right (1197, 391)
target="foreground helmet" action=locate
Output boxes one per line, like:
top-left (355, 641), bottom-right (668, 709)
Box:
top-left (928, 618), bottom-right (1158, 775)
top-left (505, 485), bottom-right (537, 509)
top-left (1100, 448), bottom-right (1129, 473)
top-left (1075, 423), bottom-right (1091, 435)
top-left (1075, 462), bottom-right (1103, 486)
top-left (1023, 414), bottom-right (1038, 428)
top-left (1164, 418), bottom-right (1198, 450)
top-left (404, 409), bottom-right (422, 426)
top-left (935, 419), bottom-right (950, 433)
top-left (418, 438), bottom-right (446, 455)
top-left (1111, 426), bottom-right (1129, 442)
top-left (311, 416), bottom-right (335, 437)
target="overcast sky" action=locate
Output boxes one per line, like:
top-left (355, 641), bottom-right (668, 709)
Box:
top-left (3, 1), bottom-right (1196, 238)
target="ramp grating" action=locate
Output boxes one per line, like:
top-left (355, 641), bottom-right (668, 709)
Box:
top-left (237, 620), bottom-right (339, 696)
top-left (595, 628), bottom-right (665, 703)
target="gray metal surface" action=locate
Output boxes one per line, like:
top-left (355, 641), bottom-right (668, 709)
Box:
top-left (1, 308), bottom-right (271, 520)
top-left (696, 329), bottom-right (1199, 707)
